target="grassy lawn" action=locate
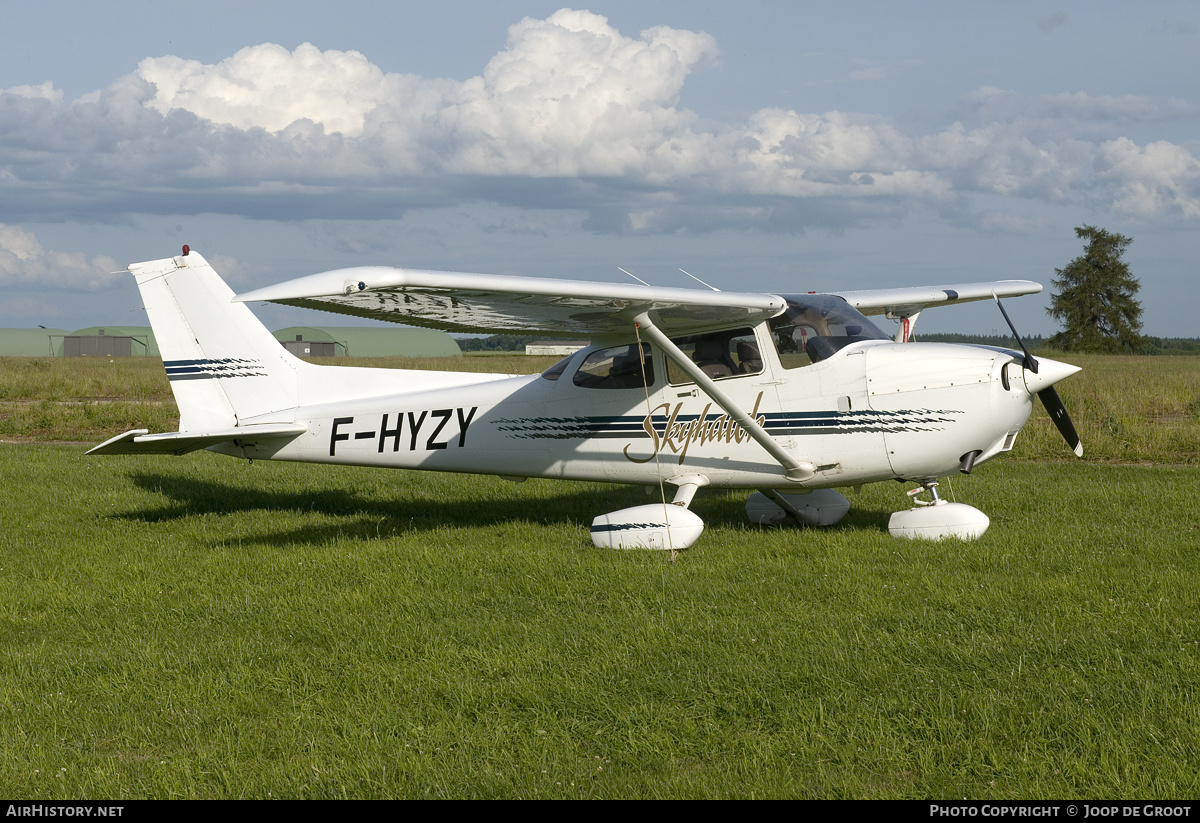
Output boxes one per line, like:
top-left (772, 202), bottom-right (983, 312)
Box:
top-left (1, 353), bottom-right (1198, 797)
top-left (2, 448), bottom-right (1198, 798)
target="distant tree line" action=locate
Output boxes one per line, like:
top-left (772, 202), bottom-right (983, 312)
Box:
top-left (917, 332), bottom-right (1200, 355)
top-left (917, 333), bottom-right (1051, 349)
top-left (1136, 337), bottom-right (1200, 355)
top-left (455, 334), bottom-right (589, 352)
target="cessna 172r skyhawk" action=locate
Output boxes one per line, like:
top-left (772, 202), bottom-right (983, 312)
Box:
top-left (90, 247), bottom-right (1082, 548)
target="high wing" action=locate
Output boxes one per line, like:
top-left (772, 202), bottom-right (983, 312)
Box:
top-left (233, 266), bottom-right (1042, 336)
top-left (832, 280), bottom-right (1042, 317)
top-left (234, 267), bottom-right (785, 337)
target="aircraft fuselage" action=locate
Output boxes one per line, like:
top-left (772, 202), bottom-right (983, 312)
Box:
top-left (220, 338), bottom-right (1036, 491)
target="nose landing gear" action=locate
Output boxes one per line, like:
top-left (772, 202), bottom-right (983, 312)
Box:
top-left (888, 480), bottom-right (990, 540)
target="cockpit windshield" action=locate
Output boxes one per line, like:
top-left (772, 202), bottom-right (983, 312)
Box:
top-left (769, 294), bottom-right (890, 368)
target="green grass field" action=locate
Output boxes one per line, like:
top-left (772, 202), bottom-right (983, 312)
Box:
top-left (1, 354), bottom-right (1199, 798)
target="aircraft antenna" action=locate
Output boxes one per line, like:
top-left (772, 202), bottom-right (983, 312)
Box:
top-left (618, 267), bottom-right (652, 287)
top-left (679, 268), bottom-right (720, 292)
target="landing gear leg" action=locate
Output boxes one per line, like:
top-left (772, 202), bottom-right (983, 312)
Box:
top-left (907, 480), bottom-right (942, 506)
top-left (744, 488), bottom-right (850, 527)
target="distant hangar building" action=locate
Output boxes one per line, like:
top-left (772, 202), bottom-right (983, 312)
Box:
top-left (0, 328), bottom-right (71, 357)
top-left (60, 327), bottom-right (159, 358)
top-left (525, 340), bottom-right (588, 356)
top-left (272, 327), bottom-right (461, 358)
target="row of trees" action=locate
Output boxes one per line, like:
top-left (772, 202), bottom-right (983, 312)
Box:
top-left (455, 334), bottom-right (541, 352)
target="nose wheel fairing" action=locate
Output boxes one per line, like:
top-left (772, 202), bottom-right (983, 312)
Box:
top-left (888, 480), bottom-right (990, 540)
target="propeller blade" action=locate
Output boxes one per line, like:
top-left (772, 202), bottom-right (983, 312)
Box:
top-left (1038, 386), bottom-right (1083, 457)
top-left (993, 292), bottom-right (1038, 374)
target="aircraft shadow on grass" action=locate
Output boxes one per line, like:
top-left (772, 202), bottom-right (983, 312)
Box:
top-left (118, 470), bottom-right (890, 549)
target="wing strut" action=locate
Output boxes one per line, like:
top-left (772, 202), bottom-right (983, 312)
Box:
top-left (632, 313), bottom-right (814, 482)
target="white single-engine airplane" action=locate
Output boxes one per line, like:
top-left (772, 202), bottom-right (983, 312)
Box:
top-left (90, 247), bottom-right (1083, 547)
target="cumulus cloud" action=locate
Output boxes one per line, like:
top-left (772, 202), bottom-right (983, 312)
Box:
top-left (132, 6), bottom-right (719, 181)
top-left (138, 43), bottom-right (395, 136)
top-left (428, 10), bottom-right (718, 177)
top-left (956, 86), bottom-right (1198, 131)
top-left (0, 8), bottom-right (1198, 231)
top-left (1095, 138), bottom-right (1200, 219)
top-left (0, 225), bottom-right (120, 290)
top-left (3, 81), bottom-right (62, 102)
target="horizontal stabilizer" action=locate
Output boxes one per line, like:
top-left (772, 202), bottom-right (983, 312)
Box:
top-left (87, 424), bottom-right (307, 456)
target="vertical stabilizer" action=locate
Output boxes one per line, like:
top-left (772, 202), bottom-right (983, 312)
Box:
top-left (131, 250), bottom-right (302, 431)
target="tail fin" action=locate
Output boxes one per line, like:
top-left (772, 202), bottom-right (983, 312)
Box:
top-left (132, 249), bottom-right (302, 431)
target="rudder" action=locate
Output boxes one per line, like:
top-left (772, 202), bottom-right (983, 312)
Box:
top-left (131, 249), bottom-right (303, 431)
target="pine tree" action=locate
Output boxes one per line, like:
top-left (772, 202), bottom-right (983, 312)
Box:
top-left (1047, 225), bottom-right (1144, 353)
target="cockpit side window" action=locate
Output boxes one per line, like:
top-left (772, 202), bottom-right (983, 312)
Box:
top-left (770, 295), bottom-right (889, 368)
top-left (666, 328), bottom-right (762, 385)
top-left (572, 343), bottom-right (655, 389)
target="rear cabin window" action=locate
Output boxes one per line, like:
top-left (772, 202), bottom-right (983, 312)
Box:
top-left (572, 343), bottom-right (654, 390)
top-left (666, 328), bottom-right (762, 385)
top-left (541, 354), bottom-right (574, 381)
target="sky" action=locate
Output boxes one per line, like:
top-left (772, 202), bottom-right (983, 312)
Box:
top-left (1, 1), bottom-right (1197, 337)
